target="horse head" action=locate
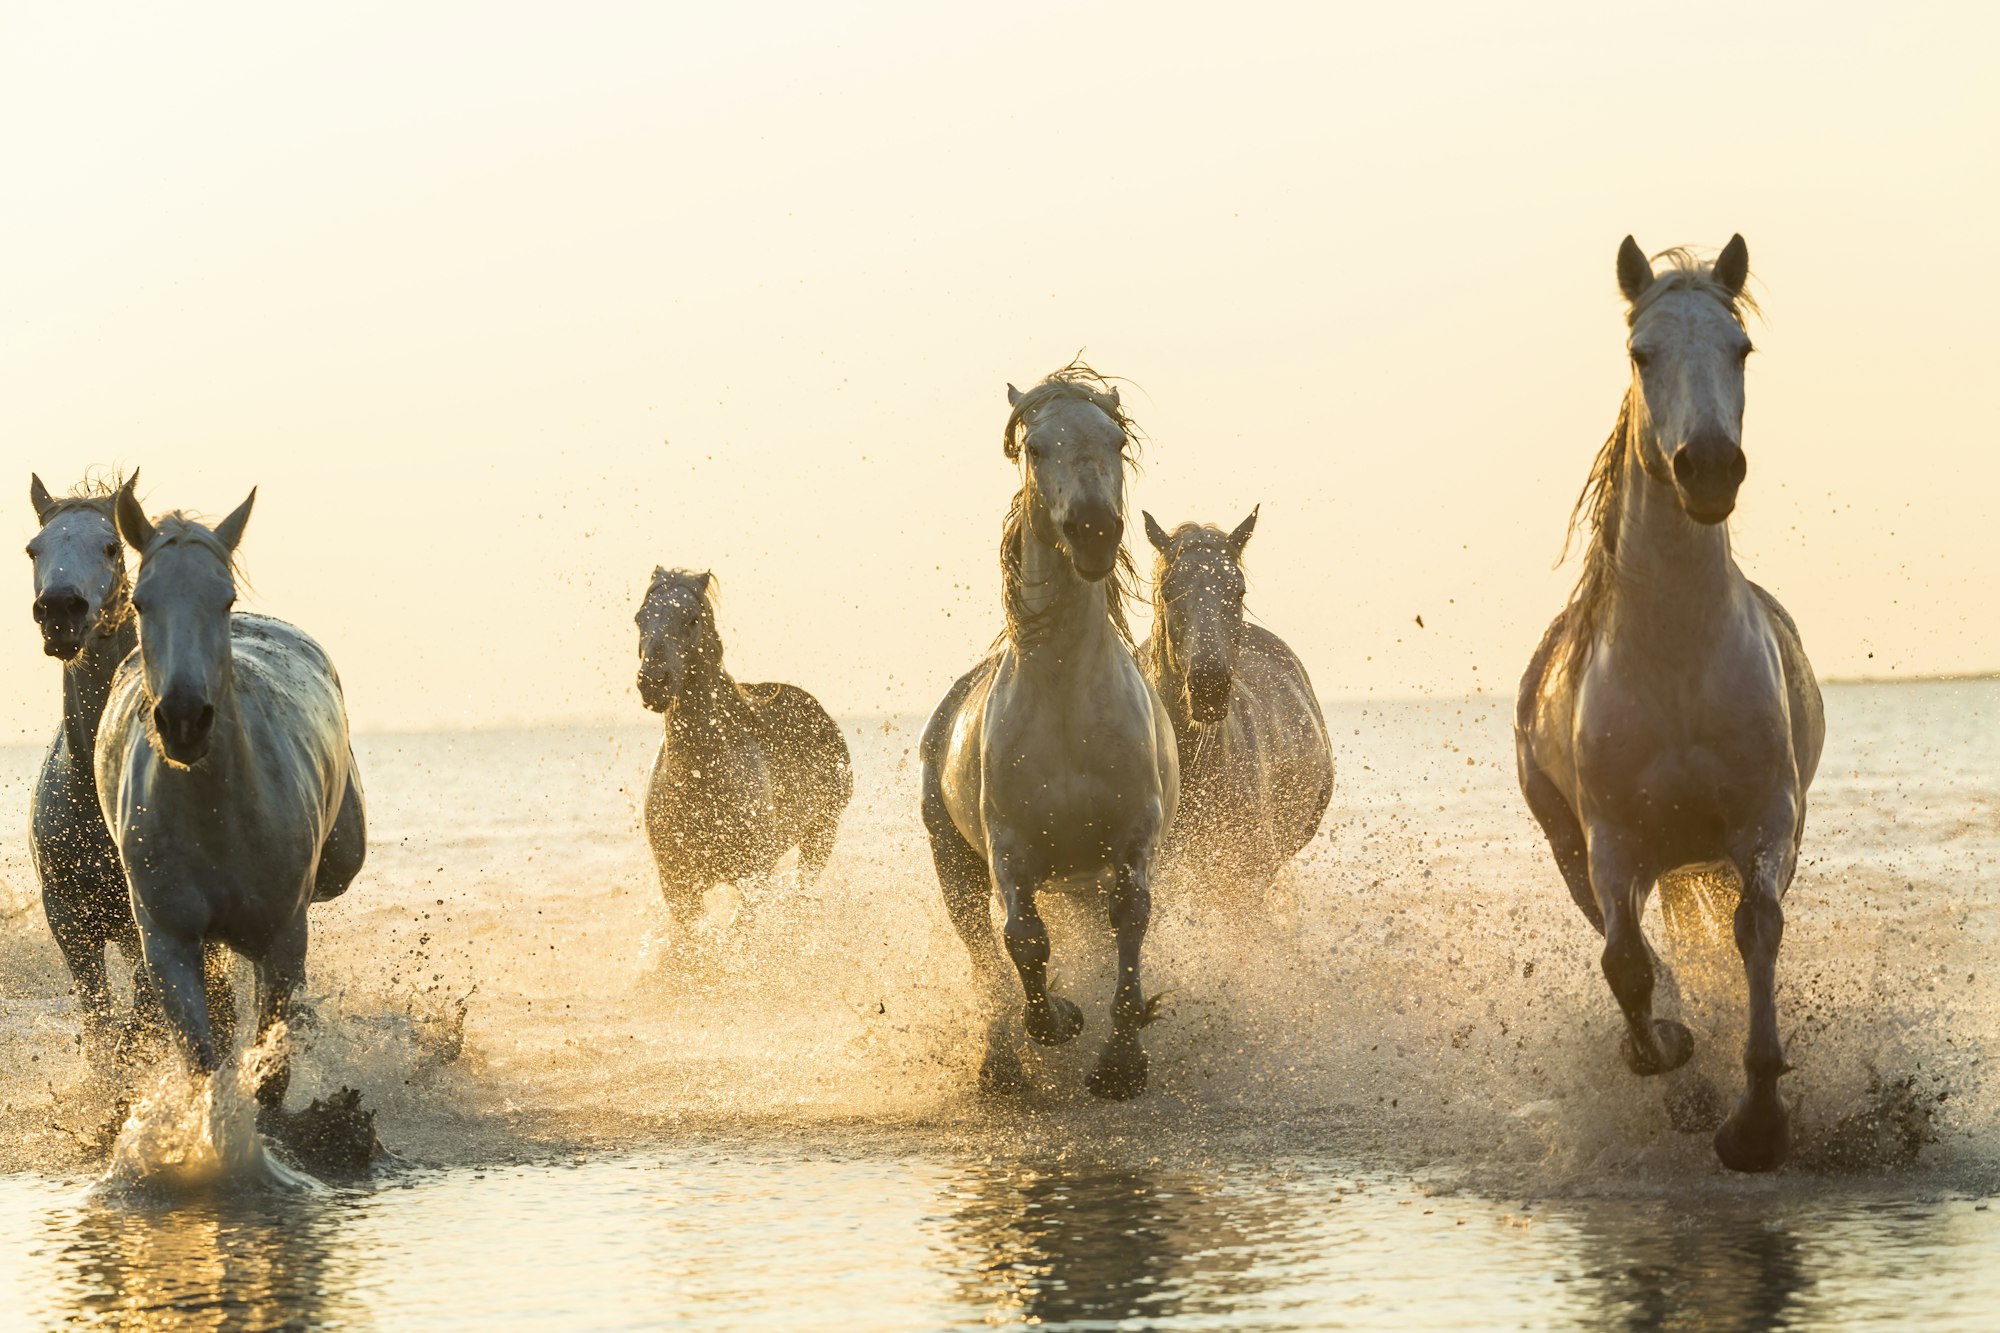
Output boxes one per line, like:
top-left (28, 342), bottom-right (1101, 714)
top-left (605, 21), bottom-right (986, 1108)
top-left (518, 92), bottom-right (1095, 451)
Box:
top-left (635, 567), bottom-right (719, 712)
top-left (1619, 234), bottom-right (1756, 525)
top-left (1146, 507), bottom-right (1256, 725)
top-left (27, 471), bottom-right (132, 661)
top-left (1005, 373), bottom-right (1133, 581)
top-left (117, 477), bottom-right (254, 765)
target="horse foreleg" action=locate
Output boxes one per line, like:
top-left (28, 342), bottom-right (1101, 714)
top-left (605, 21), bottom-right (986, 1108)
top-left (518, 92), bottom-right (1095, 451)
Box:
top-left (993, 854), bottom-right (1082, 1049)
top-left (44, 900), bottom-right (117, 1067)
top-left (137, 921), bottom-right (218, 1077)
top-left (1715, 818), bottom-right (1795, 1172)
top-left (1085, 859), bottom-right (1154, 1100)
top-left (252, 914), bottom-right (308, 1113)
top-left (1589, 832), bottom-right (1693, 1075)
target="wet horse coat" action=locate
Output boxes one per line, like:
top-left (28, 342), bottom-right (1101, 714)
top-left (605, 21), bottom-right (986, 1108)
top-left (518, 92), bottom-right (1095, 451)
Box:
top-left (636, 567), bottom-right (852, 920)
top-left (1139, 509), bottom-right (1332, 891)
top-left (921, 363), bottom-right (1178, 1100)
top-left (1516, 236), bottom-right (1823, 1172)
top-left (97, 481), bottom-right (366, 1109)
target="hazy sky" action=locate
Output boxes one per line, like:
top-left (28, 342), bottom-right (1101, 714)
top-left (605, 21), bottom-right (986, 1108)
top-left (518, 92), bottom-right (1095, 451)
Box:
top-left (5, 2), bottom-right (1995, 737)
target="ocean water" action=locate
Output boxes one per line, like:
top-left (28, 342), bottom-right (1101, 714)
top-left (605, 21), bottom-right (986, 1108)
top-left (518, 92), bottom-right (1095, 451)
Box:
top-left (0, 681), bottom-right (1994, 1329)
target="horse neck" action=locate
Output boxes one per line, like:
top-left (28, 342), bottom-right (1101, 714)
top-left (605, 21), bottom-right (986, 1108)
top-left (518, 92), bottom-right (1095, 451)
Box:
top-left (1011, 508), bottom-right (1119, 673)
top-left (664, 658), bottom-right (751, 750)
top-left (1606, 435), bottom-right (1740, 653)
top-left (60, 615), bottom-right (136, 759)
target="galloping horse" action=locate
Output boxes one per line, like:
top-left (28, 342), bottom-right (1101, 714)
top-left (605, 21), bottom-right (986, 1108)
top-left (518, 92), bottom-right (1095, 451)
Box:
top-left (97, 480), bottom-right (367, 1111)
top-left (1139, 508), bottom-right (1332, 891)
top-left (27, 472), bottom-right (148, 1059)
top-left (920, 363), bottom-right (1178, 1099)
top-left (1516, 236), bottom-right (1823, 1172)
top-left (636, 567), bottom-right (852, 922)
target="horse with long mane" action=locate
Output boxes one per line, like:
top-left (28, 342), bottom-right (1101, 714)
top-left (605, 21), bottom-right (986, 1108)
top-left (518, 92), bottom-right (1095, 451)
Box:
top-left (635, 566), bottom-right (852, 922)
top-left (1516, 236), bottom-right (1824, 1172)
top-left (97, 479), bottom-right (367, 1112)
top-left (1139, 508), bottom-right (1332, 891)
top-left (920, 362), bottom-right (1178, 1099)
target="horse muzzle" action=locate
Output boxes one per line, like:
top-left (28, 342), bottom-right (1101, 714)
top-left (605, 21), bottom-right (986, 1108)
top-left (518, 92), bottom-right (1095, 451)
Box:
top-left (33, 590), bottom-right (90, 660)
top-left (637, 669), bottom-right (679, 713)
top-left (153, 695), bottom-right (216, 764)
top-left (1671, 440), bottom-right (1746, 525)
top-left (1187, 663), bottom-right (1233, 725)
top-left (1061, 509), bottom-right (1123, 582)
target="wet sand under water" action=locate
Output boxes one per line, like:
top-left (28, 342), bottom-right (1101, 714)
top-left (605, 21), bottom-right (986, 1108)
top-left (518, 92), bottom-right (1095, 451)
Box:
top-left (0, 681), bottom-right (1995, 1328)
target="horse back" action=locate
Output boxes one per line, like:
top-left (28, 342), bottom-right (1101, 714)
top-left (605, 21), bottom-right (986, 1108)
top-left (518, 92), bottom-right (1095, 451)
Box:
top-left (741, 681), bottom-right (853, 831)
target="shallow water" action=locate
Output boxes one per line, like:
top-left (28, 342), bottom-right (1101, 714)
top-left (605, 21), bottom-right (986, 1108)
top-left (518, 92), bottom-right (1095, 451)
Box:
top-left (0, 681), bottom-right (1995, 1328)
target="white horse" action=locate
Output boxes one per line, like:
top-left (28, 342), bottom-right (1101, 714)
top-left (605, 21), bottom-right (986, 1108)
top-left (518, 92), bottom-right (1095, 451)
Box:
top-left (1139, 508), bottom-right (1333, 892)
top-left (97, 480), bottom-right (367, 1112)
top-left (920, 362), bottom-right (1178, 1099)
top-left (1516, 236), bottom-right (1824, 1172)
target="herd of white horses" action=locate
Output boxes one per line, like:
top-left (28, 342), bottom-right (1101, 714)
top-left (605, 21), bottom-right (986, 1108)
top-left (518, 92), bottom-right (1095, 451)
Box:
top-left (24, 235), bottom-right (1816, 1173)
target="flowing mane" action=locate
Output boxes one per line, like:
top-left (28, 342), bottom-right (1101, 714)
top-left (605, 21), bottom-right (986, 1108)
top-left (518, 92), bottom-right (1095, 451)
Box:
top-left (995, 360), bottom-right (1143, 649)
top-left (1556, 248), bottom-right (1759, 675)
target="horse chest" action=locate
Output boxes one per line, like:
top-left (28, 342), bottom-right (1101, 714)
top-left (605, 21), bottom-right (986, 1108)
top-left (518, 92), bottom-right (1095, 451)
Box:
top-left (646, 739), bottom-right (778, 871)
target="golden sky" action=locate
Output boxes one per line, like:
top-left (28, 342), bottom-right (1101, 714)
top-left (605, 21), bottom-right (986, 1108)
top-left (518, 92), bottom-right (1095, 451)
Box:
top-left (5, 2), bottom-right (1994, 735)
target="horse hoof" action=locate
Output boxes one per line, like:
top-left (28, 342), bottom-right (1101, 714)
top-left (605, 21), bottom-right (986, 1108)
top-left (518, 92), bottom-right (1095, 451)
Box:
top-left (978, 1048), bottom-right (1029, 1097)
top-left (1715, 1094), bottom-right (1792, 1173)
top-left (1084, 1045), bottom-right (1148, 1101)
top-left (1665, 1070), bottom-right (1725, 1133)
top-left (1621, 1018), bottom-right (1695, 1075)
top-left (1026, 995), bottom-right (1084, 1047)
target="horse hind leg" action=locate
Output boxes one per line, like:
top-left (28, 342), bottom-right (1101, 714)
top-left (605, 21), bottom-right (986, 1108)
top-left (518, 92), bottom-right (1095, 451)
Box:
top-left (796, 811), bottom-right (839, 885)
top-left (203, 942), bottom-right (240, 1050)
top-left (313, 772), bottom-right (367, 903)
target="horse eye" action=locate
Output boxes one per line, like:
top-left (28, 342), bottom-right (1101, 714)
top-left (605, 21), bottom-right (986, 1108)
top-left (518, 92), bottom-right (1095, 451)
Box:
top-left (103, 543), bottom-right (119, 558)
top-left (1630, 349), bottom-right (1651, 371)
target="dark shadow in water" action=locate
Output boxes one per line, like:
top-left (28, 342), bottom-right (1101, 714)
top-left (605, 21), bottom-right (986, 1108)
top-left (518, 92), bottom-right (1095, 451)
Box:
top-left (1556, 1200), bottom-right (1811, 1331)
top-left (932, 1154), bottom-right (1290, 1328)
top-left (41, 1192), bottom-right (368, 1330)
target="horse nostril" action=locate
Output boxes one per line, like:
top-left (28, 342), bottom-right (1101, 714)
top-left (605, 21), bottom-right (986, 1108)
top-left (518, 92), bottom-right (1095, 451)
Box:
top-left (33, 592), bottom-right (86, 624)
top-left (1728, 451), bottom-right (1747, 483)
top-left (1671, 449), bottom-right (1695, 484)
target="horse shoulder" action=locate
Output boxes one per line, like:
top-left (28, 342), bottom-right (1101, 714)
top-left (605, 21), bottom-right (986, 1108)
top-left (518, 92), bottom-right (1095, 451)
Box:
top-left (923, 653), bottom-right (1001, 854)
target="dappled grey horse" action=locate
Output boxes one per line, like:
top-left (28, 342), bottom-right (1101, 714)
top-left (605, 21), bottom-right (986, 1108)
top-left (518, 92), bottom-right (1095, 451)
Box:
top-left (637, 567), bottom-right (852, 921)
top-left (1139, 508), bottom-right (1332, 891)
top-left (920, 362), bottom-right (1178, 1099)
top-left (96, 479), bottom-right (366, 1111)
top-left (1516, 236), bottom-right (1823, 1172)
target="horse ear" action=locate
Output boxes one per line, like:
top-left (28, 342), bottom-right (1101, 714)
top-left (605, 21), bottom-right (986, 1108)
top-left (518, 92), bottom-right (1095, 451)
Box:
top-left (1617, 235), bottom-right (1653, 302)
top-left (1143, 511), bottom-right (1170, 552)
top-left (114, 473), bottom-right (155, 551)
top-left (1106, 385), bottom-right (1120, 408)
top-left (29, 473), bottom-right (54, 522)
top-left (1713, 233), bottom-right (1749, 298)
top-left (1228, 505), bottom-right (1259, 556)
top-left (1006, 383), bottom-right (1023, 407)
top-left (213, 487), bottom-right (256, 553)
top-left (697, 570), bottom-right (713, 592)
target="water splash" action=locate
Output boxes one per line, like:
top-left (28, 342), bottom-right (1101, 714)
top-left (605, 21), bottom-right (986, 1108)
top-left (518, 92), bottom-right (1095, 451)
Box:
top-left (91, 1025), bottom-right (327, 1198)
